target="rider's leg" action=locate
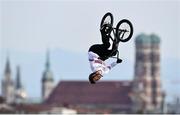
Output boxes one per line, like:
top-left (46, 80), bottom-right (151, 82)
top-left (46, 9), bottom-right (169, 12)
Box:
top-left (100, 24), bottom-right (113, 49)
top-left (108, 40), bottom-right (123, 63)
top-left (109, 41), bottom-right (119, 56)
top-left (112, 37), bottom-right (120, 51)
top-left (101, 33), bottom-right (110, 49)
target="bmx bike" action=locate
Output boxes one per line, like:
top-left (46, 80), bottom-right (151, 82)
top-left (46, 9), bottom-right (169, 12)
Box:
top-left (100, 12), bottom-right (133, 60)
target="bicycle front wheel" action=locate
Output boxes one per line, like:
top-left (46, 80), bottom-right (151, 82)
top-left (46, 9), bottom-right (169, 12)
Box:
top-left (116, 19), bottom-right (133, 42)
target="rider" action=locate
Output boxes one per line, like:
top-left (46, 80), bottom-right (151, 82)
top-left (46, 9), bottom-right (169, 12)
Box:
top-left (88, 24), bottom-right (122, 84)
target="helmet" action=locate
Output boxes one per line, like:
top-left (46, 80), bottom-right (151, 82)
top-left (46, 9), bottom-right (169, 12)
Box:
top-left (89, 71), bottom-right (102, 84)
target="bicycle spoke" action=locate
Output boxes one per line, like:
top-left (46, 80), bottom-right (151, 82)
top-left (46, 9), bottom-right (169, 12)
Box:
top-left (121, 32), bottom-right (126, 39)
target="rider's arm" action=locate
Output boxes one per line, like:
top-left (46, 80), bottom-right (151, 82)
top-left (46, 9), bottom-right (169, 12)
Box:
top-left (107, 58), bottom-right (122, 70)
top-left (107, 61), bottom-right (118, 70)
top-left (102, 61), bottom-right (117, 75)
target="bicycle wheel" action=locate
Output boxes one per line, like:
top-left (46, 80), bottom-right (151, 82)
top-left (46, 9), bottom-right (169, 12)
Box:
top-left (116, 19), bottom-right (133, 42)
top-left (100, 12), bottom-right (114, 28)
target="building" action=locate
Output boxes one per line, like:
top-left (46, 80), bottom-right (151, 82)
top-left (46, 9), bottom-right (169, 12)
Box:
top-left (167, 97), bottom-right (180, 114)
top-left (1, 33), bottom-right (164, 114)
top-left (0, 96), bottom-right (14, 113)
top-left (1, 56), bottom-right (27, 104)
top-left (44, 81), bottom-right (133, 114)
top-left (0, 96), bottom-right (77, 114)
top-left (15, 66), bottom-right (27, 103)
top-left (41, 50), bottom-right (54, 100)
top-left (42, 33), bottom-right (163, 114)
top-left (132, 34), bottom-right (163, 112)
top-left (1, 56), bottom-right (15, 103)
top-left (14, 103), bottom-right (77, 114)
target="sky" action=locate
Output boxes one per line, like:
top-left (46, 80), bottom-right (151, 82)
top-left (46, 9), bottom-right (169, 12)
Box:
top-left (0, 0), bottom-right (180, 102)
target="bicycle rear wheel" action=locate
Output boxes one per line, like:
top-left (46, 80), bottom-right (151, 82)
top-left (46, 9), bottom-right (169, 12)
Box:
top-left (100, 12), bottom-right (114, 28)
top-left (116, 19), bottom-right (133, 42)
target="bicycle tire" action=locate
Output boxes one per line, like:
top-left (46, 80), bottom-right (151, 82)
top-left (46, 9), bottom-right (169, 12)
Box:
top-left (100, 12), bottom-right (114, 28)
top-left (116, 19), bottom-right (133, 42)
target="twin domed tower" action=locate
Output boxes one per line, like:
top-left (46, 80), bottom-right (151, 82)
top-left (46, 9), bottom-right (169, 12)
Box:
top-left (133, 34), bottom-right (162, 112)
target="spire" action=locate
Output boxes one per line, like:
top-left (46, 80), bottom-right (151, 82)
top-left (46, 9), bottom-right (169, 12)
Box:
top-left (42, 50), bottom-right (54, 100)
top-left (42, 49), bottom-right (54, 82)
top-left (16, 66), bottom-right (22, 89)
top-left (5, 55), bottom-right (11, 74)
top-left (46, 49), bottom-right (50, 71)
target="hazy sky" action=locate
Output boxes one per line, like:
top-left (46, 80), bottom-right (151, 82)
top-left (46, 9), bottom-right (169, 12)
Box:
top-left (0, 0), bottom-right (180, 100)
top-left (1, 0), bottom-right (180, 58)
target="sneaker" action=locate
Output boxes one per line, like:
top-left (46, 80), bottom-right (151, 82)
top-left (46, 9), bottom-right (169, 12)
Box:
top-left (117, 58), bottom-right (122, 63)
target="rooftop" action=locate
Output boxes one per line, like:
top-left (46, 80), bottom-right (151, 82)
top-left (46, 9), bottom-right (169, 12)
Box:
top-left (44, 80), bottom-right (133, 106)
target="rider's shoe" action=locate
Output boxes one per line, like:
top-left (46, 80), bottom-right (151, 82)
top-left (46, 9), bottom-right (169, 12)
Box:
top-left (117, 58), bottom-right (122, 63)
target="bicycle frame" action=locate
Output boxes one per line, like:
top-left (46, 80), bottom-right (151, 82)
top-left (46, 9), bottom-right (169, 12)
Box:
top-left (107, 27), bottom-right (121, 60)
top-left (102, 24), bottom-right (129, 60)
top-left (110, 27), bottom-right (128, 42)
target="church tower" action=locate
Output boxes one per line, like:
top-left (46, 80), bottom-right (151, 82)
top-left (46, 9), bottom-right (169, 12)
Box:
top-left (1, 56), bottom-right (15, 103)
top-left (42, 50), bottom-right (54, 100)
top-left (15, 66), bottom-right (27, 102)
top-left (133, 33), bottom-right (162, 112)
top-left (150, 34), bottom-right (162, 109)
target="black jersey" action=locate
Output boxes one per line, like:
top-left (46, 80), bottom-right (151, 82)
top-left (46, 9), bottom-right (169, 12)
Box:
top-left (88, 44), bottom-right (112, 61)
top-left (89, 24), bottom-right (117, 61)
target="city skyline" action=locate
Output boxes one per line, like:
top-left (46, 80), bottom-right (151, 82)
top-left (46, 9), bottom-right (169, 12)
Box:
top-left (0, 0), bottom-right (180, 102)
top-left (0, 34), bottom-right (179, 102)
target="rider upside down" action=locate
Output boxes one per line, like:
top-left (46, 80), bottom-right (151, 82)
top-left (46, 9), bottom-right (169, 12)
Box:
top-left (88, 12), bottom-right (133, 84)
top-left (88, 23), bottom-right (122, 84)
